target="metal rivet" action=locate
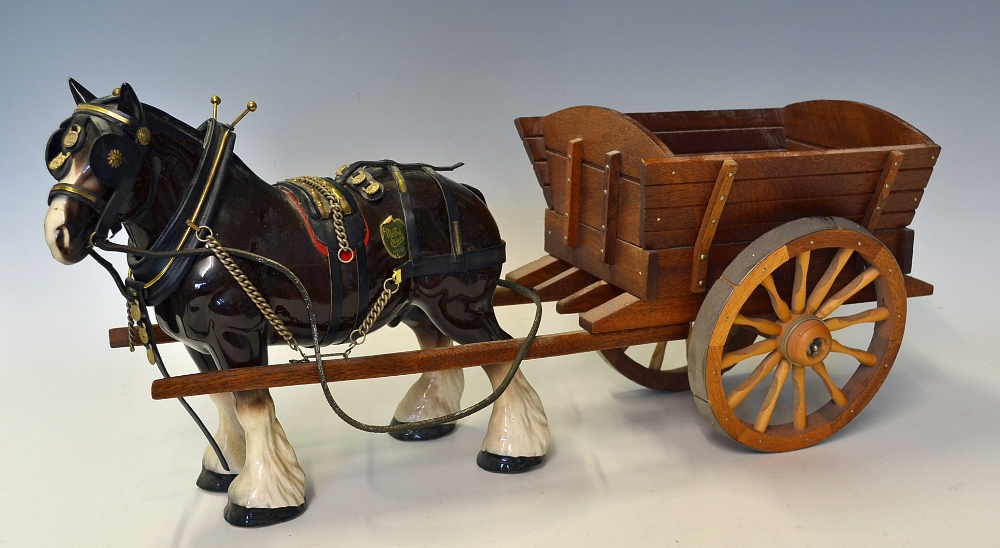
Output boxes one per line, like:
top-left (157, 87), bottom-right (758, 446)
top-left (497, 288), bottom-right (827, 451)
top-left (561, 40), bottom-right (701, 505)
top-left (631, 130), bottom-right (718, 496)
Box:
top-left (858, 241), bottom-right (863, 246)
top-left (567, 178), bottom-right (571, 183)
top-left (699, 280), bottom-right (705, 286)
top-left (751, 254), bottom-right (756, 258)
top-left (762, 267), bottom-right (767, 273)
top-left (600, 249), bottom-right (604, 254)
top-left (876, 206), bottom-right (881, 211)
top-left (897, 314), bottom-right (901, 318)
top-left (638, 271), bottom-right (642, 276)
top-left (809, 240), bottom-right (814, 244)
top-left (931, 155), bottom-right (936, 160)
top-left (700, 254), bottom-right (706, 260)
top-left (728, 172), bottom-right (734, 177)
top-left (914, 197), bottom-right (918, 202)
top-left (601, 225), bottom-right (606, 230)
top-left (603, 189), bottom-right (608, 195)
top-left (850, 409), bottom-right (855, 413)
top-left (893, 162), bottom-right (899, 166)
top-left (563, 237), bottom-right (568, 243)
top-left (564, 212), bottom-right (569, 217)
top-left (885, 184), bottom-right (890, 188)
top-left (719, 195), bottom-right (726, 201)
top-left (711, 219), bottom-right (717, 224)
top-left (605, 164), bottom-right (609, 169)
top-left (671, 170), bottom-right (676, 175)
top-left (656, 217), bottom-right (661, 222)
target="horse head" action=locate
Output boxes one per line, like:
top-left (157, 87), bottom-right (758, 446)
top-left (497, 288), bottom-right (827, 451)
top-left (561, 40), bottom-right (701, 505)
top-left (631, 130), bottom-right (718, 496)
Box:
top-left (44, 78), bottom-right (149, 264)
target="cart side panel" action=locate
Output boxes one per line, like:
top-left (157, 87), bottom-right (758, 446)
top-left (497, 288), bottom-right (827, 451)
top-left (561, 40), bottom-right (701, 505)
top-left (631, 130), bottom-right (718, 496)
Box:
top-left (639, 145), bottom-right (938, 249)
top-left (782, 100), bottom-right (935, 149)
top-left (627, 108), bottom-right (786, 155)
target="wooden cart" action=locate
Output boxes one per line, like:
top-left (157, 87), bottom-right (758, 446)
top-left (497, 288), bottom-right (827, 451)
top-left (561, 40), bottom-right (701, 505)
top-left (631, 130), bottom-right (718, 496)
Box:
top-left (118, 99), bottom-right (937, 452)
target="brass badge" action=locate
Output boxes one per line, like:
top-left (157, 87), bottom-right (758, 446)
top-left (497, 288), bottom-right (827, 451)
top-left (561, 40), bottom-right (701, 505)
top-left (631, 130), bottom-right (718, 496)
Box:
top-left (380, 216), bottom-right (408, 259)
top-left (48, 151), bottom-right (70, 171)
top-left (62, 124), bottom-right (82, 148)
top-left (108, 149), bottom-right (123, 168)
top-left (136, 126), bottom-right (151, 146)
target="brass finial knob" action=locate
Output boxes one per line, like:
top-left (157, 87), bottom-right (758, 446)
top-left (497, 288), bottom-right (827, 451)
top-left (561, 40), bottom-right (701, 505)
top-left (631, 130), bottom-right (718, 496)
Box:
top-left (210, 95), bottom-right (221, 119)
top-left (231, 100), bottom-right (258, 128)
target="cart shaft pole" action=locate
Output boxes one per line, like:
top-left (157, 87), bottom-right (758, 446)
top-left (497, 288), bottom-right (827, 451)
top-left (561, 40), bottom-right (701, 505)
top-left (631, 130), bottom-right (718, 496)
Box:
top-left (151, 324), bottom-right (689, 400)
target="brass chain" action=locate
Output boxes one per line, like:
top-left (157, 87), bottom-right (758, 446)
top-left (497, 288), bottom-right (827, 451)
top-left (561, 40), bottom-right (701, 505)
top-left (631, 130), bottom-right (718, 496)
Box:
top-left (186, 221), bottom-right (302, 354)
top-left (347, 269), bottom-right (402, 348)
top-left (286, 176), bottom-right (353, 261)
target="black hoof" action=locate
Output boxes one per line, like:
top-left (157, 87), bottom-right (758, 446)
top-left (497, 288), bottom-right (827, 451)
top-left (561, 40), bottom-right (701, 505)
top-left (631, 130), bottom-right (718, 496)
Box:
top-left (476, 451), bottom-right (544, 473)
top-left (388, 418), bottom-right (457, 441)
top-left (196, 467), bottom-right (238, 493)
top-left (224, 501), bottom-right (305, 527)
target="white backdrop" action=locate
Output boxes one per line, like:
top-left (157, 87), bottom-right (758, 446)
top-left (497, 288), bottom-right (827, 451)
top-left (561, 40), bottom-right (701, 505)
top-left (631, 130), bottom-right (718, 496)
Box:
top-left (1, 1), bottom-right (998, 546)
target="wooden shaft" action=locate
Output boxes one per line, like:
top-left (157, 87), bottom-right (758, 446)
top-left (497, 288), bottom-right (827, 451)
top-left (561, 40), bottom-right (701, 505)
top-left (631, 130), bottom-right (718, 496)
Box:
top-left (721, 338), bottom-right (778, 369)
top-left (150, 324), bottom-right (689, 400)
top-left (564, 138), bottom-right (583, 248)
top-left (815, 266), bottom-right (881, 319)
top-left (754, 358), bottom-right (791, 433)
top-left (825, 307), bottom-right (890, 331)
top-left (727, 350), bottom-right (782, 409)
top-left (690, 159), bottom-right (738, 293)
top-left (601, 150), bottom-right (621, 264)
top-left (760, 274), bottom-right (792, 322)
top-left (791, 251), bottom-right (811, 314)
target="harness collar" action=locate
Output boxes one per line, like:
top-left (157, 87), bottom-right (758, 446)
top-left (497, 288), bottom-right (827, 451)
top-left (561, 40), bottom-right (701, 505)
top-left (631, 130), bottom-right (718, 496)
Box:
top-left (127, 118), bottom-right (236, 306)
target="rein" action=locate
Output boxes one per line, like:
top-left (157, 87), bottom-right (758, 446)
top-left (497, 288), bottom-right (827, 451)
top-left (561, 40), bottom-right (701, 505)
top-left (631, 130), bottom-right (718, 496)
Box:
top-left (92, 237), bottom-right (543, 436)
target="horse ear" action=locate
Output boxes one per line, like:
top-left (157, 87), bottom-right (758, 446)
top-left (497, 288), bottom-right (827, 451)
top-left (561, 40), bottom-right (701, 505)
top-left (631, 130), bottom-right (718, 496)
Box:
top-left (117, 83), bottom-right (144, 122)
top-left (68, 78), bottom-right (96, 104)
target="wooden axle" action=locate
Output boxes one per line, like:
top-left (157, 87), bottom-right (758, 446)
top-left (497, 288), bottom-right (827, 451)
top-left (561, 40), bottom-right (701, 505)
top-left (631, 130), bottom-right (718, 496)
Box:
top-left (150, 323), bottom-right (689, 400)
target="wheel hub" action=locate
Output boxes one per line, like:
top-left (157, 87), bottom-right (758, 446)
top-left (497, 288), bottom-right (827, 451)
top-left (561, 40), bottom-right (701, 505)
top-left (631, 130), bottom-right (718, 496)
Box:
top-left (780, 315), bottom-right (832, 367)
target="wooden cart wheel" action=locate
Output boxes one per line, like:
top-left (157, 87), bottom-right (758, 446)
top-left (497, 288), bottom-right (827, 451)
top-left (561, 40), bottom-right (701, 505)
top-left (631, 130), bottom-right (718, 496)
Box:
top-left (599, 326), bottom-right (758, 392)
top-left (688, 217), bottom-right (906, 452)
top-left (600, 343), bottom-right (691, 391)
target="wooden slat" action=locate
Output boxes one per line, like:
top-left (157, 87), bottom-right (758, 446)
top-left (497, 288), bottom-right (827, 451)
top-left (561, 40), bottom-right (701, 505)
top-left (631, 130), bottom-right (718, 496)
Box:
top-left (544, 209), bottom-right (657, 300)
top-left (505, 255), bottom-right (572, 287)
top-left (642, 168), bottom-right (932, 210)
top-left (627, 108), bottom-right (783, 132)
top-left (150, 324), bottom-right (692, 400)
top-left (564, 138), bottom-right (583, 247)
top-left (533, 266), bottom-right (598, 301)
top-left (653, 127), bottom-right (786, 155)
top-left (514, 116), bottom-right (551, 209)
top-left (641, 213), bottom-right (919, 250)
top-left (602, 151), bottom-right (621, 264)
top-left (654, 228), bottom-right (913, 300)
top-left (863, 151), bottom-right (904, 231)
top-left (547, 153), bottom-right (642, 245)
top-left (581, 273), bottom-right (933, 334)
top-left (641, 145), bottom-right (939, 186)
top-left (643, 191), bottom-right (924, 234)
top-left (785, 137), bottom-right (828, 151)
top-left (556, 280), bottom-right (623, 314)
top-left (691, 159), bottom-right (738, 292)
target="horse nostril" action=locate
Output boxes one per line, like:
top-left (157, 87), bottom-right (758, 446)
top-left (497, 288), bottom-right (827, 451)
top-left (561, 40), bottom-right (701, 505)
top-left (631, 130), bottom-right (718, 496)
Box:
top-left (55, 225), bottom-right (72, 254)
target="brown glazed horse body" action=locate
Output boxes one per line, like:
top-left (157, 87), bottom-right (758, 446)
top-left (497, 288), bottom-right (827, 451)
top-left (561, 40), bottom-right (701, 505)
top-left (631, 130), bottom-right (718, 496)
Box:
top-left (43, 80), bottom-right (549, 527)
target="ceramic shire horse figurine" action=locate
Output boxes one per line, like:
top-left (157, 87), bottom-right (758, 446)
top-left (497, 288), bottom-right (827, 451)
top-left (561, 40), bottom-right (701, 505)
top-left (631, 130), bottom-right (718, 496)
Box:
top-left (43, 80), bottom-right (549, 527)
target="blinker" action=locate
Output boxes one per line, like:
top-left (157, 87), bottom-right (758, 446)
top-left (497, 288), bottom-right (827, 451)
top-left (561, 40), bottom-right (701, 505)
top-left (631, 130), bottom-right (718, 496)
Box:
top-left (90, 133), bottom-right (143, 189)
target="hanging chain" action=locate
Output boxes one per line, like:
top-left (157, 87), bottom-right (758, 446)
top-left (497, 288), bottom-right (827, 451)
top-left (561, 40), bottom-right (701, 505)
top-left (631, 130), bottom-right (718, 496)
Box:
top-left (186, 221), bottom-right (304, 355)
top-left (286, 176), bottom-right (354, 262)
top-left (346, 269), bottom-right (402, 352)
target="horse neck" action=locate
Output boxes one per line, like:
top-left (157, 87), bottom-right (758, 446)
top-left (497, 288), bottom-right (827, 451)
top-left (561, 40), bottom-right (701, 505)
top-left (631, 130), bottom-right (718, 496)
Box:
top-left (122, 115), bottom-right (269, 249)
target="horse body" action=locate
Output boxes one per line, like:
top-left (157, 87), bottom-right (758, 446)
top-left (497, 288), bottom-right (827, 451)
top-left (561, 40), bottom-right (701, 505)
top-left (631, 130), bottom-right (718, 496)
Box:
top-left (43, 80), bottom-right (549, 527)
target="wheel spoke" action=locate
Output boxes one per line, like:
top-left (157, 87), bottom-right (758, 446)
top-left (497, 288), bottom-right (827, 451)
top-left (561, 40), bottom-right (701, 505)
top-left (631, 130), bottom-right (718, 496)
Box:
top-left (792, 364), bottom-right (807, 430)
top-left (727, 351), bottom-right (782, 409)
top-left (734, 315), bottom-right (782, 337)
top-left (815, 267), bottom-right (881, 319)
top-left (721, 338), bottom-right (779, 369)
top-left (760, 275), bottom-right (792, 322)
top-left (805, 248), bottom-right (854, 314)
top-left (812, 361), bottom-right (848, 406)
top-left (791, 251), bottom-right (810, 314)
top-left (649, 341), bottom-right (667, 371)
top-left (830, 339), bottom-right (878, 366)
top-left (754, 359), bottom-right (791, 432)
top-left (826, 307), bottom-right (890, 331)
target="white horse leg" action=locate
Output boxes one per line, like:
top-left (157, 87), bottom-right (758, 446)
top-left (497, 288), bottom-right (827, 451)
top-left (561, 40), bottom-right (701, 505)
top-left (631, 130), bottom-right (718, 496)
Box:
top-left (197, 392), bottom-right (247, 492)
top-left (391, 327), bottom-right (465, 440)
top-left (225, 389), bottom-right (306, 527)
top-left (478, 362), bottom-right (550, 473)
